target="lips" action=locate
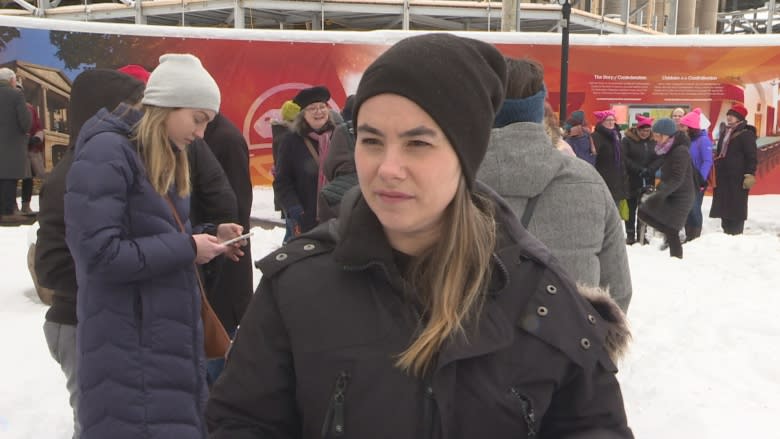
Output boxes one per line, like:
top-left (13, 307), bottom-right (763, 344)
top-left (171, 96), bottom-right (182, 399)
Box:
top-left (376, 190), bottom-right (414, 204)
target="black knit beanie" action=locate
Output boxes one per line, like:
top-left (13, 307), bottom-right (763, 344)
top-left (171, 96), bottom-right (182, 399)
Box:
top-left (353, 33), bottom-right (508, 189)
top-left (68, 69), bottom-right (145, 147)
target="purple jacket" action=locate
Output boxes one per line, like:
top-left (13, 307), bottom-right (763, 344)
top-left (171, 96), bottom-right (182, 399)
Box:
top-left (689, 129), bottom-right (713, 185)
top-left (65, 105), bottom-right (207, 439)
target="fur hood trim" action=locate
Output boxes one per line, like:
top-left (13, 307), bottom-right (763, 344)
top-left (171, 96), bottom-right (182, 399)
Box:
top-left (578, 284), bottom-right (631, 362)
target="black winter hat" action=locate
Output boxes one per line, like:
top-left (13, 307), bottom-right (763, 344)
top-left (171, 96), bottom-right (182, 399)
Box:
top-left (353, 33), bottom-right (507, 190)
top-left (293, 85), bottom-right (331, 109)
top-left (68, 69), bottom-right (145, 147)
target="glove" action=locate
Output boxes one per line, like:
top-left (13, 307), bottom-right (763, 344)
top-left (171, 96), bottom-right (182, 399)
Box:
top-left (286, 205), bottom-right (304, 236)
top-left (742, 174), bottom-right (756, 190)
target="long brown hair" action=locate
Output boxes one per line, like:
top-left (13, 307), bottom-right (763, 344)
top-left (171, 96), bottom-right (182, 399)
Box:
top-left (134, 106), bottom-right (190, 197)
top-left (396, 179), bottom-right (496, 377)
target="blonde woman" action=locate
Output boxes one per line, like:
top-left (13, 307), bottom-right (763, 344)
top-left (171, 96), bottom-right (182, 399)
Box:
top-left (208, 35), bottom-right (632, 438)
top-left (65, 54), bottom-right (244, 439)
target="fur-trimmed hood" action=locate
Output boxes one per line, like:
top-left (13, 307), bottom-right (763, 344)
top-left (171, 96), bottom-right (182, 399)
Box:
top-left (578, 284), bottom-right (631, 362)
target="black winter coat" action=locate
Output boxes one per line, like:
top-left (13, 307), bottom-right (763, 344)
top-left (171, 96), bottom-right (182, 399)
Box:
top-left (593, 124), bottom-right (629, 201)
top-left (710, 122), bottom-right (758, 221)
top-left (188, 138), bottom-right (238, 227)
top-left (202, 113), bottom-right (254, 330)
top-left (621, 128), bottom-right (661, 196)
top-left (35, 147), bottom-right (78, 325)
top-left (206, 185), bottom-right (633, 439)
top-left (273, 129), bottom-right (326, 233)
top-left (638, 132), bottom-right (696, 232)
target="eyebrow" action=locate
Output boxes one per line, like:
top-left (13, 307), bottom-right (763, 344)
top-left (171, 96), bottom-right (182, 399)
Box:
top-left (356, 124), bottom-right (437, 138)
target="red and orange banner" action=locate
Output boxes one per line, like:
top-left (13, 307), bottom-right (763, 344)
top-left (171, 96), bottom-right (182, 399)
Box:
top-left (2, 17), bottom-right (779, 193)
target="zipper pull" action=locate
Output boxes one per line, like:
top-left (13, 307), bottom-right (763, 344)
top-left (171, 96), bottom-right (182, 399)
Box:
top-left (509, 387), bottom-right (537, 437)
top-left (331, 371), bottom-right (350, 436)
top-left (321, 371), bottom-right (350, 438)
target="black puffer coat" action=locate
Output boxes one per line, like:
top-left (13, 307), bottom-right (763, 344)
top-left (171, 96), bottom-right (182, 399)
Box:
top-left (207, 185), bottom-right (633, 439)
top-left (592, 124), bottom-right (628, 201)
top-left (710, 122), bottom-right (758, 221)
top-left (638, 132), bottom-right (695, 232)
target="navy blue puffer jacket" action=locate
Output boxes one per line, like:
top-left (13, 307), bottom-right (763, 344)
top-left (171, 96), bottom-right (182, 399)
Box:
top-left (65, 105), bottom-right (207, 439)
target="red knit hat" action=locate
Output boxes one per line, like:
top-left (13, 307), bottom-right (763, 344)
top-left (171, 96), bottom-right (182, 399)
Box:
top-left (635, 114), bottom-right (653, 128)
top-left (117, 64), bottom-right (151, 84)
top-left (727, 103), bottom-right (748, 120)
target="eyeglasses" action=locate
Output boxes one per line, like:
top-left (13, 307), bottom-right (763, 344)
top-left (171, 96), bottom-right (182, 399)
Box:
top-left (305, 104), bottom-right (329, 114)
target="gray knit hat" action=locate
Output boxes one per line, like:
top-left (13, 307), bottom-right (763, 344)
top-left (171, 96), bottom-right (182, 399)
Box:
top-left (142, 54), bottom-right (220, 113)
top-left (652, 118), bottom-right (677, 136)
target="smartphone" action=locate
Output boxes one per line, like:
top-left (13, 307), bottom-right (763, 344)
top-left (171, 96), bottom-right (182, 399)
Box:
top-left (221, 231), bottom-right (253, 246)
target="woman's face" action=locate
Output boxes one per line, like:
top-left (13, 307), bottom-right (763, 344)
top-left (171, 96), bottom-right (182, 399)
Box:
top-left (601, 116), bottom-right (616, 129)
top-left (652, 132), bottom-right (670, 144)
top-left (355, 94), bottom-right (461, 255)
top-left (671, 109), bottom-right (685, 128)
top-left (165, 108), bottom-right (216, 150)
top-left (637, 126), bottom-right (652, 139)
top-left (303, 102), bottom-right (330, 131)
top-left (726, 114), bottom-right (740, 126)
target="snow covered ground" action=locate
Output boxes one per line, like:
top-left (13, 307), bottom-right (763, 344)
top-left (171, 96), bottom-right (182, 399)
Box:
top-left (1, 187), bottom-right (778, 438)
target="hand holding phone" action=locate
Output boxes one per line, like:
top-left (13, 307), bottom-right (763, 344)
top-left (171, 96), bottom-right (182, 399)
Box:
top-left (221, 231), bottom-right (253, 246)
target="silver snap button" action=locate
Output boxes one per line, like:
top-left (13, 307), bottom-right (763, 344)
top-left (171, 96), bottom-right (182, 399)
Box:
top-left (303, 243), bottom-right (316, 251)
top-left (537, 306), bottom-right (548, 316)
top-left (587, 314), bottom-right (596, 324)
top-left (335, 425), bottom-right (344, 433)
top-left (275, 253), bottom-right (288, 261)
top-left (580, 338), bottom-right (591, 349)
top-left (546, 284), bottom-right (558, 294)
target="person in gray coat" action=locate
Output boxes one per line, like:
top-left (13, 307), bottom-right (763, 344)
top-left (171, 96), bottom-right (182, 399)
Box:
top-left (0, 67), bottom-right (32, 222)
top-left (638, 118), bottom-right (696, 259)
top-left (478, 57), bottom-right (632, 312)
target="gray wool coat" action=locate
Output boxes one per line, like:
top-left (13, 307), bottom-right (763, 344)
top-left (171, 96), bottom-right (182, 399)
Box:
top-left (478, 122), bottom-right (632, 312)
top-left (0, 81), bottom-right (32, 179)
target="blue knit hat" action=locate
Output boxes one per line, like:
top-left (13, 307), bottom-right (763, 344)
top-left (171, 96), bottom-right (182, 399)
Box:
top-left (652, 118), bottom-right (677, 136)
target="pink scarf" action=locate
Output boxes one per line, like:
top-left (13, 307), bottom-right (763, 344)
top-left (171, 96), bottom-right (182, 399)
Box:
top-left (308, 130), bottom-right (332, 192)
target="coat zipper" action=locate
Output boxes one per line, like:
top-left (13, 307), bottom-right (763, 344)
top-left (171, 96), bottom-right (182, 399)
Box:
top-left (422, 379), bottom-right (437, 439)
top-left (321, 371), bottom-right (351, 438)
top-left (509, 387), bottom-right (537, 437)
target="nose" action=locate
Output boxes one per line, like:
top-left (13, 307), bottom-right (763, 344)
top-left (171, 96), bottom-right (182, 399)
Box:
top-left (194, 125), bottom-right (206, 138)
top-left (376, 144), bottom-right (406, 182)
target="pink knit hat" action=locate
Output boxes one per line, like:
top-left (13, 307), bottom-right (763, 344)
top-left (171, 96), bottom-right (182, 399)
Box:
top-left (635, 114), bottom-right (654, 128)
top-left (593, 109), bottom-right (616, 124)
top-left (679, 110), bottom-right (700, 129)
top-left (679, 107), bottom-right (711, 130)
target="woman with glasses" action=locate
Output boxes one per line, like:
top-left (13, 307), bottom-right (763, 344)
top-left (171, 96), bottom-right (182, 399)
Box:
top-left (592, 109), bottom-right (629, 206)
top-left (273, 86), bottom-right (336, 241)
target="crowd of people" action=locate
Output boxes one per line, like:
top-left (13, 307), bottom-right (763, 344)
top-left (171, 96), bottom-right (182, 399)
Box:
top-left (1, 31), bottom-right (762, 439)
top-left (561, 103), bottom-right (757, 257)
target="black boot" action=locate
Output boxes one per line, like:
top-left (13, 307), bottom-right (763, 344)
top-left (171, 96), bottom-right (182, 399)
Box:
top-left (626, 230), bottom-right (636, 245)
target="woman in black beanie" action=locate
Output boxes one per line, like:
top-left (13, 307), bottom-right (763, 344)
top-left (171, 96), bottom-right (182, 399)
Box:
top-left (208, 34), bottom-right (632, 438)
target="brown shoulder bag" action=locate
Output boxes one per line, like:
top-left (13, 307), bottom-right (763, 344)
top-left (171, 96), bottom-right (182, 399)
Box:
top-left (165, 196), bottom-right (231, 359)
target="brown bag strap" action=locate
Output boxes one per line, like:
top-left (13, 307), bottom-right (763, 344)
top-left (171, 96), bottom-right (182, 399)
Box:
top-left (303, 137), bottom-right (320, 163)
top-left (164, 195), bottom-right (206, 291)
